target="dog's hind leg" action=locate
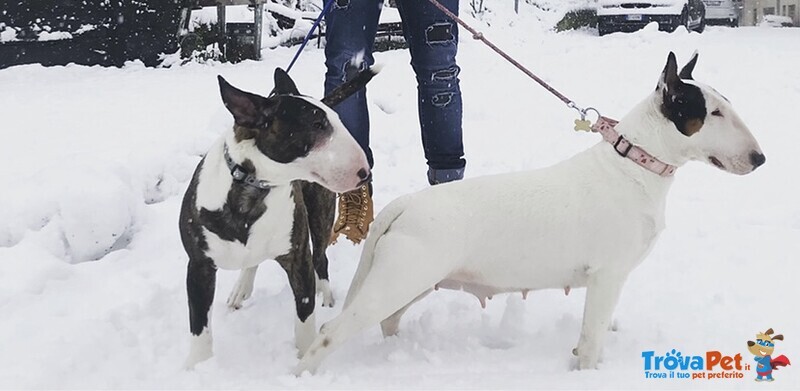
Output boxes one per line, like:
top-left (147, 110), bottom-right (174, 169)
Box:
top-left (295, 237), bottom-right (453, 374)
top-left (381, 289), bottom-right (432, 337)
top-left (185, 256), bottom-right (217, 369)
top-left (226, 266), bottom-right (257, 310)
top-left (302, 181), bottom-right (336, 307)
top-left (574, 268), bottom-right (627, 370)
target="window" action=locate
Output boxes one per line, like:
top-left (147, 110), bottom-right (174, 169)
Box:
top-left (764, 7), bottom-right (775, 15)
top-left (789, 5), bottom-right (797, 22)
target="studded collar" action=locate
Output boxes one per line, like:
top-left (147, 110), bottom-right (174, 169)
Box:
top-left (223, 143), bottom-right (273, 190)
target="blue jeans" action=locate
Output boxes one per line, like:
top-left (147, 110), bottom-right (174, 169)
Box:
top-left (324, 0), bottom-right (466, 173)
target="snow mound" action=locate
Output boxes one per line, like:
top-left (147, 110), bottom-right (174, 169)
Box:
top-left (0, 162), bottom-right (143, 263)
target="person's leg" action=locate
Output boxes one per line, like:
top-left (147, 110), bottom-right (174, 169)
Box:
top-left (325, 1), bottom-right (382, 245)
top-left (396, 0), bottom-right (465, 184)
top-left (324, 0), bottom-right (382, 167)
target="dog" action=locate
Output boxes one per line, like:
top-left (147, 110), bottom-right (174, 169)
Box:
top-left (179, 66), bottom-right (379, 368)
top-left (294, 52), bottom-right (765, 374)
top-left (747, 328), bottom-right (790, 381)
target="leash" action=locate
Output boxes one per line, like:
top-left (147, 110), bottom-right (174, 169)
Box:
top-left (425, 0), bottom-right (676, 177)
top-left (424, 0), bottom-right (598, 125)
top-left (285, 0), bottom-right (336, 73)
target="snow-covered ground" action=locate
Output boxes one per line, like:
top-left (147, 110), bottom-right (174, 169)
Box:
top-left (1, 5), bottom-right (799, 389)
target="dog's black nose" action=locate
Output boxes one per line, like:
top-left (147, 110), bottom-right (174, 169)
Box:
top-left (749, 151), bottom-right (766, 169)
top-left (357, 169), bottom-right (372, 187)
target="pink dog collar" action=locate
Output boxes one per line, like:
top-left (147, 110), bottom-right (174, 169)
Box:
top-left (592, 116), bottom-right (677, 177)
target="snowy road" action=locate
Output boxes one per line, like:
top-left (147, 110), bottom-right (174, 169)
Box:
top-left (1, 10), bottom-right (799, 390)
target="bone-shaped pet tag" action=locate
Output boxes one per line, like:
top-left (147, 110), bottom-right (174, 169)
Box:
top-left (574, 119), bottom-right (592, 132)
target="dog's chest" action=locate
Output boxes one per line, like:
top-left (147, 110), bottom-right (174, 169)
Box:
top-left (197, 175), bottom-right (295, 270)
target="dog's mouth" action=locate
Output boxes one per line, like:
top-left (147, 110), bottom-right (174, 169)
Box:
top-left (310, 171), bottom-right (326, 185)
top-left (709, 156), bottom-right (725, 169)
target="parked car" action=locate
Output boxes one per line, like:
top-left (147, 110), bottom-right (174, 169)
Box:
top-left (702, 0), bottom-right (738, 26)
top-left (597, 0), bottom-right (706, 35)
top-left (759, 14), bottom-right (795, 27)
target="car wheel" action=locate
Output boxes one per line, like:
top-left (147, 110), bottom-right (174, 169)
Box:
top-left (696, 14), bottom-right (706, 32)
top-left (730, 18), bottom-right (739, 27)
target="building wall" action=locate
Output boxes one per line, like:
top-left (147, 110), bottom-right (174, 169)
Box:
top-left (742, 0), bottom-right (800, 25)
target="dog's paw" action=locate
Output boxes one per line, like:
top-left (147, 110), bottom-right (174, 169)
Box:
top-left (577, 351), bottom-right (601, 370)
top-left (226, 281), bottom-right (254, 310)
top-left (571, 346), bottom-right (601, 370)
top-left (184, 332), bottom-right (213, 370)
top-left (316, 278), bottom-right (335, 308)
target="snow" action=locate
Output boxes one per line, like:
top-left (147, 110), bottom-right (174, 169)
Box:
top-left (36, 30), bottom-right (73, 41)
top-left (1, 4), bottom-right (800, 389)
top-left (0, 26), bottom-right (17, 42)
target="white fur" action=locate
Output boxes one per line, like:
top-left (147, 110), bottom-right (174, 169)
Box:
top-left (295, 61), bottom-right (763, 374)
top-left (227, 266), bottom-right (258, 310)
top-left (316, 277), bottom-right (334, 308)
top-left (294, 96), bottom-right (371, 193)
top-left (185, 327), bottom-right (213, 369)
top-left (295, 312), bottom-right (316, 357)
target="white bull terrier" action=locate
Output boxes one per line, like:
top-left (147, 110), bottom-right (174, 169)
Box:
top-left (295, 52), bottom-right (765, 374)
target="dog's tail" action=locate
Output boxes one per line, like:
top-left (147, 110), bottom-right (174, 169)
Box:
top-left (343, 194), bottom-right (408, 308)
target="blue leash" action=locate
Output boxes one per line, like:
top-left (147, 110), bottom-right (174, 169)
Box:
top-left (285, 0), bottom-right (335, 73)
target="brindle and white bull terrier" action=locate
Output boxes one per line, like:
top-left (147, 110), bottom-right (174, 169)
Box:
top-left (180, 67), bottom-right (379, 368)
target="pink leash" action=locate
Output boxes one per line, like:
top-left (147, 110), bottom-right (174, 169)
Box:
top-left (425, 0), bottom-right (677, 177)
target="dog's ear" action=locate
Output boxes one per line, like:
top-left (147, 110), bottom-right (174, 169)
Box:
top-left (772, 334), bottom-right (784, 341)
top-left (679, 51), bottom-right (699, 80)
top-left (765, 328), bottom-right (775, 335)
top-left (218, 75), bottom-right (271, 127)
top-left (658, 52), bottom-right (682, 92)
top-left (322, 65), bottom-right (382, 108)
top-left (273, 68), bottom-right (300, 96)
top-left (657, 53), bottom-right (706, 137)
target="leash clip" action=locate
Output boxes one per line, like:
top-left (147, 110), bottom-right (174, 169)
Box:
top-left (569, 102), bottom-right (602, 132)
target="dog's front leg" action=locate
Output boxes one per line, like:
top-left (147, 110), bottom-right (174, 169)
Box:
top-left (276, 251), bottom-right (317, 357)
top-left (184, 256), bottom-right (217, 369)
top-left (575, 269), bottom-right (627, 370)
top-left (226, 266), bottom-right (258, 310)
top-left (276, 196), bottom-right (317, 357)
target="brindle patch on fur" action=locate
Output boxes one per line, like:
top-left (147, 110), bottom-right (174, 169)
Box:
top-left (253, 96), bottom-right (334, 164)
top-left (234, 124), bottom-right (258, 142)
top-left (198, 159), bottom-right (271, 245)
top-left (179, 159), bottom-right (218, 336)
top-left (274, 182), bottom-right (316, 322)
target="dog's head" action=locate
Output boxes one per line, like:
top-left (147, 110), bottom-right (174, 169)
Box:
top-left (747, 328), bottom-right (783, 357)
top-left (218, 68), bottom-right (374, 193)
top-left (655, 52), bottom-right (764, 175)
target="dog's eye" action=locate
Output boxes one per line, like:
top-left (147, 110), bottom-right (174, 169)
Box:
top-left (711, 109), bottom-right (723, 117)
top-left (312, 121), bottom-right (325, 130)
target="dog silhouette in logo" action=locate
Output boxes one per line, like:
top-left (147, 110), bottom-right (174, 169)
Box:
top-left (747, 328), bottom-right (791, 381)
